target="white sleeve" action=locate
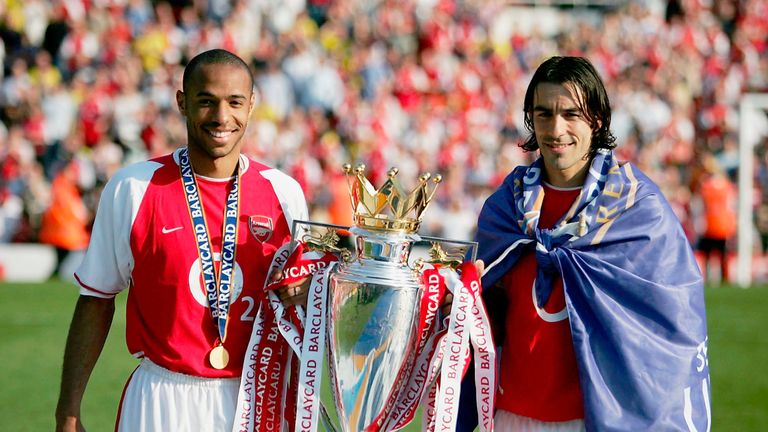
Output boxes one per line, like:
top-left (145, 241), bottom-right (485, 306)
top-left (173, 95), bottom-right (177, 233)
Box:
top-left (260, 168), bottom-right (309, 240)
top-left (75, 161), bottom-right (161, 298)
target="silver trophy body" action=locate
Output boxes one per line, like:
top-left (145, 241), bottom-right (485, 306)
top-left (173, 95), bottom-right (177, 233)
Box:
top-left (327, 226), bottom-right (422, 432)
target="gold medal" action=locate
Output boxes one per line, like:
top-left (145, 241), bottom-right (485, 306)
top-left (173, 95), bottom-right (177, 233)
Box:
top-left (209, 345), bottom-right (229, 369)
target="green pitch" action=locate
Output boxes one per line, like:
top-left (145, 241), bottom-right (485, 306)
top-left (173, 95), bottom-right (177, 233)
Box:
top-left (0, 280), bottom-right (766, 431)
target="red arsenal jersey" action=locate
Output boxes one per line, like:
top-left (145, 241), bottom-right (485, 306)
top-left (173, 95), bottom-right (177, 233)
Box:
top-left (75, 149), bottom-right (308, 378)
top-left (496, 183), bottom-right (583, 421)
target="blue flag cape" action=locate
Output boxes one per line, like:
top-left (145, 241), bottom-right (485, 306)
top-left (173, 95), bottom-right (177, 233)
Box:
top-left (458, 150), bottom-right (711, 431)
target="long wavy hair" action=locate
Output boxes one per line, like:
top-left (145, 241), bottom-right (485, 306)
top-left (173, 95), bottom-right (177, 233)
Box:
top-left (521, 56), bottom-right (617, 156)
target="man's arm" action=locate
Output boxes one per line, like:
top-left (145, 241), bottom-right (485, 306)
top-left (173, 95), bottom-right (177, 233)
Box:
top-left (55, 295), bottom-right (116, 432)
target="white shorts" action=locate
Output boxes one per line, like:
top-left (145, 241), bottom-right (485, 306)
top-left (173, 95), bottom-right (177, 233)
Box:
top-left (494, 409), bottom-right (585, 432)
top-left (117, 358), bottom-right (240, 432)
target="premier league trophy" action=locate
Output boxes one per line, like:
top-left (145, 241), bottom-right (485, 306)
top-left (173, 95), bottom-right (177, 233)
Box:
top-left (327, 164), bottom-right (441, 431)
top-left (292, 164), bottom-right (477, 432)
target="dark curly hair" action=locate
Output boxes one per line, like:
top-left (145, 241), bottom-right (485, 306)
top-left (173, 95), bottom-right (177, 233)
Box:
top-left (521, 56), bottom-right (616, 156)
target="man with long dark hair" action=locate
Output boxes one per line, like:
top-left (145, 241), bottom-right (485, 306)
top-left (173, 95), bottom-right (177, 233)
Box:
top-left (460, 56), bottom-right (711, 431)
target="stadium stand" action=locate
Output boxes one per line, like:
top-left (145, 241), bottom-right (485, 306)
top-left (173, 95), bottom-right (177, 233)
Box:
top-left (0, 0), bottom-right (766, 281)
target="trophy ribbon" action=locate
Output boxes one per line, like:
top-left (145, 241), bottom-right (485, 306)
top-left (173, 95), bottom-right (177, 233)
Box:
top-left (361, 265), bottom-right (449, 431)
top-left (383, 265), bottom-right (448, 429)
top-left (463, 262), bottom-right (497, 431)
top-left (268, 238), bottom-right (448, 432)
top-left (269, 247), bottom-right (339, 430)
top-left (431, 266), bottom-right (473, 431)
top-left (233, 301), bottom-right (289, 432)
top-left (282, 254), bottom-right (496, 432)
top-left (233, 240), bottom-right (341, 432)
top-left (420, 263), bottom-right (496, 432)
top-left (293, 262), bottom-right (335, 432)
top-left (267, 245), bottom-right (337, 360)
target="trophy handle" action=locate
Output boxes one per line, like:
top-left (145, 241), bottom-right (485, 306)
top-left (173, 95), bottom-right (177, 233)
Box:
top-left (425, 242), bottom-right (466, 269)
top-left (291, 220), bottom-right (479, 273)
top-left (418, 235), bottom-right (478, 269)
top-left (291, 220), bottom-right (353, 263)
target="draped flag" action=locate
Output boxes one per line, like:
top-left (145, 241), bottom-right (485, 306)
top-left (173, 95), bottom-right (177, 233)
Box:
top-left (459, 149), bottom-right (711, 431)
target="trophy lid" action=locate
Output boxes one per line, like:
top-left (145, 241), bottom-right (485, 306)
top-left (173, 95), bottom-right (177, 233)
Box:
top-left (343, 163), bottom-right (441, 233)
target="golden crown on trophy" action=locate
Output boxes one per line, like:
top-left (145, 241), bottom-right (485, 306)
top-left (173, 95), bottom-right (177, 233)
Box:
top-left (343, 163), bottom-right (442, 233)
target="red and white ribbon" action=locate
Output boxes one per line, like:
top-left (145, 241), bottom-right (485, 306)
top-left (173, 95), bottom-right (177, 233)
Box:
top-left (384, 265), bottom-right (447, 430)
top-left (233, 242), bottom-right (337, 432)
top-left (431, 267), bottom-right (472, 432)
top-left (294, 263), bottom-right (334, 432)
top-left (233, 301), bottom-right (290, 431)
top-left (464, 263), bottom-right (496, 432)
top-left (420, 263), bottom-right (496, 432)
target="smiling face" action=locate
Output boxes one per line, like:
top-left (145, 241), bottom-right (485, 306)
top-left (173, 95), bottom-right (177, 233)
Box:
top-left (176, 62), bottom-right (254, 177)
top-left (532, 82), bottom-right (599, 188)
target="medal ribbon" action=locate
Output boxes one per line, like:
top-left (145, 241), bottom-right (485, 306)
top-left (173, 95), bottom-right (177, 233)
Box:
top-left (179, 147), bottom-right (240, 348)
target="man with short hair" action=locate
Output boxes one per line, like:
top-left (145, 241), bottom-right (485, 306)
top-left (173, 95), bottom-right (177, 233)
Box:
top-left (460, 56), bottom-right (711, 431)
top-left (55, 49), bottom-right (308, 432)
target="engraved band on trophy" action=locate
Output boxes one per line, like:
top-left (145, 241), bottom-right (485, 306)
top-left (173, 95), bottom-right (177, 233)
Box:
top-left (291, 164), bottom-right (478, 432)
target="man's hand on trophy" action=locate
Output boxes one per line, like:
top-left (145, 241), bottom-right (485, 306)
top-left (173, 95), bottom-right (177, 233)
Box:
top-left (274, 275), bottom-right (311, 307)
top-left (440, 293), bottom-right (453, 317)
top-left (475, 259), bottom-right (485, 275)
top-left (268, 260), bottom-right (312, 307)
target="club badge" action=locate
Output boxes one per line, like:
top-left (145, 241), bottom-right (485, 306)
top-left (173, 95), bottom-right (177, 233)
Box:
top-left (249, 215), bottom-right (273, 243)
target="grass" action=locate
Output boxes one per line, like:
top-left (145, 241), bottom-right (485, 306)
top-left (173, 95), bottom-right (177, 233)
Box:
top-left (0, 280), bottom-right (766, 431)
top-left (0, 279), bottom-right (132, 431)
top-left (706, 285), bottom-right (768, 429)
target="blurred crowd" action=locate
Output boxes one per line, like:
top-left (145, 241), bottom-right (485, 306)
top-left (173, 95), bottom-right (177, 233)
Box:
top-left (0, 0), bottom-right (767, 281)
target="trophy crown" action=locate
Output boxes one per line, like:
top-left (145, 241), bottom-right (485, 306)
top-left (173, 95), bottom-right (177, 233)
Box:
top-left (343, 164), bottom-right (441, 233)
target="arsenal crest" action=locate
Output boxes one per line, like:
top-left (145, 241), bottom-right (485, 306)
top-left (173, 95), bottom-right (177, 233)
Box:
top-left (248, 215), bottom-right (273, 243)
